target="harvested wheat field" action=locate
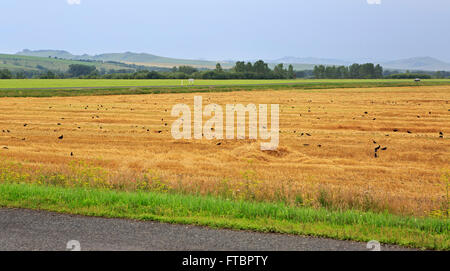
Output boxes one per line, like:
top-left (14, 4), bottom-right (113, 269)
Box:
top-left (0, 85), bottom-right (449, 216)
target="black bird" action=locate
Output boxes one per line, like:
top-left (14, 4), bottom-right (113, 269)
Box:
top-left (24, 124), bottom-right (28, 127)
top-left (381, 147), bottom-right (387, 151)
top-left (317, 144), bottom-right (322, 148)
top-left (306, 133), bottom-right (311, 137)
top-left (393, 129), bottom-right (398, 132)
top-left (58, 135), bottom-right (64, 140)
top-left (439, 131), bottom-right (444, 136)
top-left (373, 140), bottom-right (377, 144)
top-left (407, 131), bottom-right (412, 134)
top-left (374, 152), bottom-right (378, 158)
top-left (217, 142), bottom-right (222, 146)
top-left (70, 152), bottom-right (73, 157)
top-left (375, 145), bottom-right (381, 152)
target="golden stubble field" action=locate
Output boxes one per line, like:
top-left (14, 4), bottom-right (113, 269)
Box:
top-left (0, 86), bottom-right (449, 216)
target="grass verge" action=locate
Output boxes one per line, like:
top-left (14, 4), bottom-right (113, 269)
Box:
top-left (0, 183), bottom-right (448, 250)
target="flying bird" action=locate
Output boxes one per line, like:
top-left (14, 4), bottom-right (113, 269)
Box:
top-left (58, 135), bottom-right (64, 140)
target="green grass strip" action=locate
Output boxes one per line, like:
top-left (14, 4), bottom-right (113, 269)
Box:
top-left (1, 80), bottom-right (450, 98)
top-left (0, 183), bottom-right (448, 250)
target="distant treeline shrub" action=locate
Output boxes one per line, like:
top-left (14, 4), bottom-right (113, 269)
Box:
top-left (0, 69), bottom-right (12, 79)
top-left (313, 63), bottom-right (383, 79)
top-left (386, 73), bottom-right (433, 79)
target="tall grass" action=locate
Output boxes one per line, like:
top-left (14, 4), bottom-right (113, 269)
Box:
top-left (0, 183), bottom-right (448, 250)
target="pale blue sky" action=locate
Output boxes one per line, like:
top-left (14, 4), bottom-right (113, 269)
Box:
top-left (2, 0), bottom-right (450, 62)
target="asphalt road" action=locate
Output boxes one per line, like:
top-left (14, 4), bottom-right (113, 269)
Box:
top-left (0, 208), bottom-right (414, 251)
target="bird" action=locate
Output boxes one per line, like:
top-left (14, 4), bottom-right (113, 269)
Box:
top-left (393, 129), bottom-right (398, 132)
top-left (70, 152), bottom-right (73, 157)
top-left (375, 145), bottom-right (381, 152)
top-left (2, 146), bottom-right (8, 150)
top-left (306, 133), bottom-right (311, 137)
top-left (373, 140), bottom-right (377, 144)
top-left (217, 142), bottom-right (222, 146)
top-left (23, 124), bottom-right (28, 127)
top-left (381, 147), bottom-right (387, 151)
top-left (58, 135), bottom-right (64, 140)
top-left (374, 152), bottom-right (378, 158)
top-left (317, 144), bottom-right (322, 148)
top-left (407, 131), bottom-right (412, 134)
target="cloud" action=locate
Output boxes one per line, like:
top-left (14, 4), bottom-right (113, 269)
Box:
top-left (67, 0), bottom-right (81, 5)
top-left (367, 0), bottom-right (381, 4)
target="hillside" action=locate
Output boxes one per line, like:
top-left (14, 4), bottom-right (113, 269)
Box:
top-left (16, 49), bottom-right (227, 69)
top-left (381, 57), bottom-right (450, 71)
top-left (0, 54), bottom-right (139, 73)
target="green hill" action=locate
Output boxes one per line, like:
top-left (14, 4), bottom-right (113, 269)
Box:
top-left (0, 53), bottom-right (141, 73)
top-left (16, 49), bottom-right (226, 69)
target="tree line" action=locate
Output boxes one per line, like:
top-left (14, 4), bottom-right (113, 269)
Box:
top-left (73, 61), bottom-right (296, 80)
top-left (313, 63), bottom-right (383, 79)
top-left (1, 62), bottom-right (449, 80)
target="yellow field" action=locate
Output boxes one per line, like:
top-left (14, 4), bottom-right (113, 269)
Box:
top-left (0, 86), bottom-right (449, 216)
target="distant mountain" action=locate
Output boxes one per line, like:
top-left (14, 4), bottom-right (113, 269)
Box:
top-left (381, 57), bottom-right (450, 72)
top-left (15, 50), bottom-right (450, 72)
top-left (270, 57), bottom-right (351, 66)
top-left (269, 56), bottom-right (450, 71)
top-left (16, 49), bottom-right (227, 69)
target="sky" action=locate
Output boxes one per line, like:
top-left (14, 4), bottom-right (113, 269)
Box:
top-left (1, 0), bottom-right (450, 62)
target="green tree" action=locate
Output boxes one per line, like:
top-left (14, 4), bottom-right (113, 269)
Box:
top-left (0, 69), bottom-right (12, 79)
top-left (215, 63), bottom-right (223, 73)
top-left (288, 65), bottom-right (296, 79)
top-left (273, 64), bottom-right (287, 78)
top-left (177, 66), bottom-right (198, 75)
top-left (68, 64), bottom-right (97, 77)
